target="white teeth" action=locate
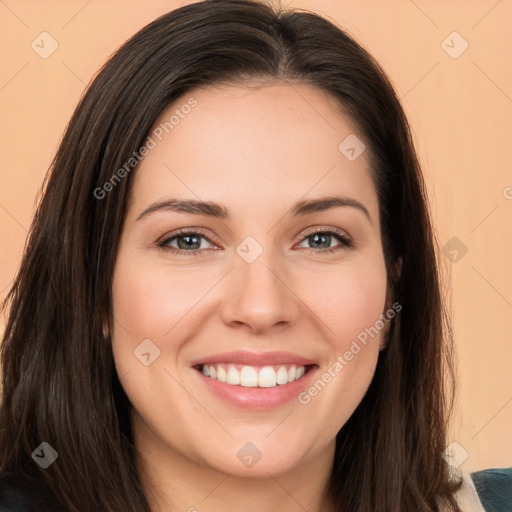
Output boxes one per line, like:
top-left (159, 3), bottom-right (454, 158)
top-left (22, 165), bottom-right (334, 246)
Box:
top-left (216, 365), bottom-right (227, 383)
top-left (258, 366), bottom-right (277, 387)
top-left (276, 366), bottom-right (288, 385)
top-left (240, 366), bottom-right (258, 387)
top-left (227, 365), bottom-right (240, 385)
top-left (199, 363), bottom-right (309, 388)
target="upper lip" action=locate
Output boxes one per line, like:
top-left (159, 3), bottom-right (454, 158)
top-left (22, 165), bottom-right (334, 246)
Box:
top-left (190, 351), bottom-right (316, 367)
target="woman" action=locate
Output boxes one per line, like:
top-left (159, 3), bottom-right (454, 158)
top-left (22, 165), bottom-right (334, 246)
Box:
top-left (0, 0), bottom-right (508, 510)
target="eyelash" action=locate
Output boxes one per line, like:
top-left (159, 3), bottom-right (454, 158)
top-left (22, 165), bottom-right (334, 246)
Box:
top-left (157, 227), bottom-right (353, 256)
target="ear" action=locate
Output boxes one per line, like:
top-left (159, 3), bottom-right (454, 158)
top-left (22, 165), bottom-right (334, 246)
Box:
top-left (102, 318), bottom-right (110, 339)
top-left (379, 256), bottom-right (402, 351)
top-left (395, 256), bottom-right (403, 278)
top-left (383, 256), bottom-right (402, 309)
top-left (389, 256), bottom-right (402, 284)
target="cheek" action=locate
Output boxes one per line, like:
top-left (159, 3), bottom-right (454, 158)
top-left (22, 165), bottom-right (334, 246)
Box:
top-left (293, 260), bottom-right (387, 429)
top-left (111, 256), bottom-right (217, 338)
top-left (109, 252), bottom-right (223, 410)
top-left (110, 257), bottom-right (203, 438)
top-left (296, 259), bottom-right (388, 349)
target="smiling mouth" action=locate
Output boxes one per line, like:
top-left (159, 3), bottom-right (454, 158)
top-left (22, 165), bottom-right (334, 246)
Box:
top-left (194, 363), bottom-right (315, 388)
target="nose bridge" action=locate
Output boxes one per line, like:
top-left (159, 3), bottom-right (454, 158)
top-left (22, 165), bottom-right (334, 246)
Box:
top-left (220, 240), bottom-right (299, 332)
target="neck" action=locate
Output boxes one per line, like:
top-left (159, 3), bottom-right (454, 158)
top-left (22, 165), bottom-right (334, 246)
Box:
top-left (133, 415), bottom-right (336, 512)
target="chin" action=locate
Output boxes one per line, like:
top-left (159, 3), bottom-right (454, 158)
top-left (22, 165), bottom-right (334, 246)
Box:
top-left (194, 434), bottom-right (317, 479)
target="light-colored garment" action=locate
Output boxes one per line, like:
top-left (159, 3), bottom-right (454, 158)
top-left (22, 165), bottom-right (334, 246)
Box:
top-left (452, 470), bottom-right (486, 512)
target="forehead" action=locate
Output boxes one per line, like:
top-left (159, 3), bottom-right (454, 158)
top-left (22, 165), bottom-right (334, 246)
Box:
top-left (128, 81), bottom-right (378, 222)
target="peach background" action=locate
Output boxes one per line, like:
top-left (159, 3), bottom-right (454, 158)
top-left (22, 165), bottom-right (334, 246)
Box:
top-left (0, 0), bottom-right (510, 472)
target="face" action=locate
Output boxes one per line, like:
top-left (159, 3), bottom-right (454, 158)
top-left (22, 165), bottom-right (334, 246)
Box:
top-left (111, 81), bottom-right (392, 480)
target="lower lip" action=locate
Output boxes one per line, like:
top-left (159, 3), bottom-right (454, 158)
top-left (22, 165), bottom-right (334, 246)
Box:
top-left (192, 365), bottom-right (319, 409)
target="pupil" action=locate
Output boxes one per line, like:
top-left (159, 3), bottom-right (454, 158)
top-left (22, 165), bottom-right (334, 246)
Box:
top-left (310, 233), bottom-right (330, 249)
top-left (178, 235), bottom-right (200, 250)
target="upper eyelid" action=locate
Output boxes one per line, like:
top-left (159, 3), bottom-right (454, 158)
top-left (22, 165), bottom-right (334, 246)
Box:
top-left (159, 227), bottom-right (219, 246)
top-left (300, 226), bottom-right (350, 240)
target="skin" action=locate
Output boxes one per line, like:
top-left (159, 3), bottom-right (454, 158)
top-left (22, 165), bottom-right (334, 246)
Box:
top-left (111, 81), bottom-right (397, 512)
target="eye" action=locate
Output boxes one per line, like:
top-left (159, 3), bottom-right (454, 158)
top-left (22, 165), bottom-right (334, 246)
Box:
top-left (157, 228), bottom-right (218, 256)
top-left (296, 227), bottom-right (353, 255)
top-left (157, 226), bottom-right (353, 256)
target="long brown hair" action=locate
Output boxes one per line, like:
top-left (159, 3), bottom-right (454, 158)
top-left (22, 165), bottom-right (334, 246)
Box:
top-left (0, 0), bottom-right (461, 510)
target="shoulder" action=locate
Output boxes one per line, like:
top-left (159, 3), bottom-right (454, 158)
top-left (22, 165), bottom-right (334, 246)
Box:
top-left (470, 467), bottom-right (512, 512)
top-left (0, 472), bottom-right (63, 512)
top-left (0, 473), bottom-right (36, 511)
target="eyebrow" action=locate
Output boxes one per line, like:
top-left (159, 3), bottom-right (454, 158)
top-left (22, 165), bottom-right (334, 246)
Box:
top-left (136, 195), bottom-right (372, 225)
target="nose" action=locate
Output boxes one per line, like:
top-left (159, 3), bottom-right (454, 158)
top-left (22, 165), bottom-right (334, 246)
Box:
top-left (219, 250), bottom-right (301, 335)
